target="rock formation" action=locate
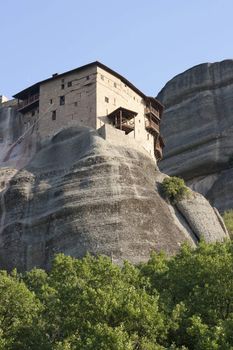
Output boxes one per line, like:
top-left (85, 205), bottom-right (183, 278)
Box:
top-left (157, 59), bottom-right (233, 213)
top-left (0, 107), bottom-right (228, 271)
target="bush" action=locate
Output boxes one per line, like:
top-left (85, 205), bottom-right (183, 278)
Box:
top-left (161, 176), bottom-right (189, 203)
top-left (223, 210), bottom-right (233, 238)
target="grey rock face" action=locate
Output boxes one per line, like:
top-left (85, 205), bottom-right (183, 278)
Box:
top-left (0, 108), bottom-right (228, 271)
top-left (157, 60), bottom-right (233, 212)
top-left (0, 107), bottom-right (39, 169)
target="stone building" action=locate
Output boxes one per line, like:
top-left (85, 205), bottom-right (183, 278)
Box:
top-left (13, 61), bottom-right (164, 160)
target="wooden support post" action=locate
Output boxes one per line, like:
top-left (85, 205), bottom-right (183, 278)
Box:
top-left (119, 109), bottom-right (122, 130)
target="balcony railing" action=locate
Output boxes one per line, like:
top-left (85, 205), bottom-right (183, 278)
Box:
top-left (145, 106), bottom-right (160, 118)
top-left (145, 119), bottom-right (159, 134)
top-left (17, 94), bottom-right (39, 111)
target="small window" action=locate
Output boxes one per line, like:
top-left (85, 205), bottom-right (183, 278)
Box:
top-left (101, 75), bottom-right (104, 80)
top-left (61, 78), bottom-right (65, 83)
top-left (74, 102), bottom-right (78, 107)
top-left (114, 82), bottom-right (117, 88)
top-left (31, 110), bottom-right (35, 116)
top-left (105, 96), bottom-right (109, 103)
top-left (50, 99), bottom-right (53, 104)
top-left (147, 133), bottom-right (149, 140)
top-left (86, 76), bottom-right (89, 80)
top-left (67, 81), bottom-right (72, 87)
top-left (61, 84), bottom-right (65, 89)
top-left (52, 110), bottom-right (56, 120)
top-left (139, 119), bottom-right (141, 123)
top-left (60, 96), bottom-right (65, 105)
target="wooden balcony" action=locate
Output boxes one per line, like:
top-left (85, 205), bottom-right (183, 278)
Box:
top-left (145, 106), bottom-right (160, 119)
top-left (155, 145), bottom-right (163, 161)
top-left (115, 122), bottom-right (134, 134)
top-left (17, 94), bottom-right (39, 113)
top-left (108, 107), bottom-right (137, 135)
top-left (155, 136), bottom-right (165, 161)
top-left (145, 119), bottom-right (159, 135)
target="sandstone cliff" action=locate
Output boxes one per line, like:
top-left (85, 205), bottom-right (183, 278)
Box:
top-left (0, 107), bottom-right (227, 271)
top-left (158, 59), bottom-right (233, 212)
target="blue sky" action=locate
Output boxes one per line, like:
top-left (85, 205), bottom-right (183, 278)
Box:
top-left (1, 0), bottom-right (233, 98)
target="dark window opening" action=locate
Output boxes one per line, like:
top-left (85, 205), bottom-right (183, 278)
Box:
top-left (61, 84), bottom-right (65, 89)
top-left (50, 99), bottom-right (53, 104)
top-left (86, 76), bottom-right (90, 80)
top-left (68, 81), bottom-right (72, 87)
top-left (105, 96), bottom-right (109, 103)
top-left (31, 111), bottom-right (35, 116)
top-left (52, 110), bottom-right (56, 120)
top-left (74, 102), bottom-right (78, 107)
top-left (114, 82), bottom-right (117, 88)
top-left (60, 96), bottom-right (65, 105)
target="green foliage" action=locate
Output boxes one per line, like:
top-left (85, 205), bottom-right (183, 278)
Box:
top-left (2, 241), bottom-right (233, 348)
top-left (161, 177), bottom-right (189, 203)
top-left (223, 210), bottom-right (233, 238)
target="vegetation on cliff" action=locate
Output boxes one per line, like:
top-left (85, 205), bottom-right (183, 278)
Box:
top-left (223, 210), bottom-right (233, 238)
top-left (0, 241), bottom-right (233, 349)
top-left (162, 176), bottom-right (189, 203)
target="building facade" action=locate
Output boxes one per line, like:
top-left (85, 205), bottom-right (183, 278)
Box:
top-left (12, 62), bottom-right (164, 160)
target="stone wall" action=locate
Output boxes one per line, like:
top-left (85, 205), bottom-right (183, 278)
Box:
top-left (38, 66), bottom-right (97, 139)
top-left (96, 67), bottom-right (155, 158)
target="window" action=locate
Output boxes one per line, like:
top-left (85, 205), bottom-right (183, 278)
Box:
top-left (86, 76), bottom-right (90, 80)
top-left (139, 119), bottom-right (141, 123)
top-left (50, 99), bottom-right (53, 104)
top-left (74, 102), bottom-right (78, 107)
top-left (61, 78), bottom-right (65, 83)
top-left (67, 81), bottom-right (72, 87)
top-left (114, 82), bottom-right (117, 88)
top-left (52, 110), bottom-right (56, 120)
top-left (60, 96), bottom-right (65, 105)
top-left (147, 133), bottom-right (149, 140)
top-left (101, 75), bottom-right (104, 80)
top-left (61, 84), bottom-right (65, 89)
top-left (31, 110), bottom-right (35, 116)
top-left (105, 96), bottom-right (109, 103)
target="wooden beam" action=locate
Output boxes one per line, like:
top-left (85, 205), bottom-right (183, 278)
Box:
top-left (120, 109), bottom-right (122, 130)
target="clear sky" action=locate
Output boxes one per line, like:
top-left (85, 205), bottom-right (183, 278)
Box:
top-left (1, 0), bottom-right (233, 98)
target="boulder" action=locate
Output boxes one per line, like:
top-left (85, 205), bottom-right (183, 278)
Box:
top-left (0, 124), bottom-right (228, 271)
top-left (157, 59), bottom-right (233, 212)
